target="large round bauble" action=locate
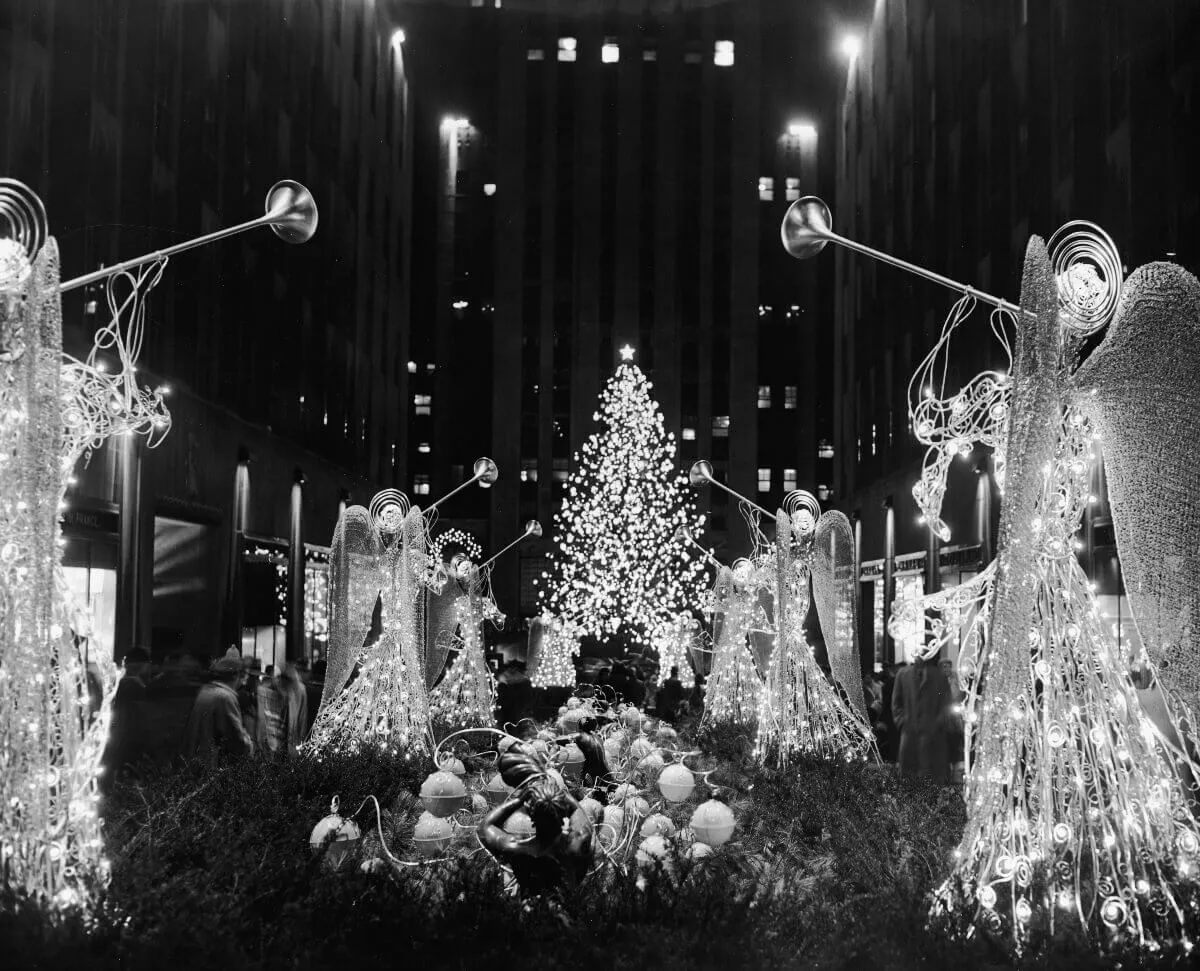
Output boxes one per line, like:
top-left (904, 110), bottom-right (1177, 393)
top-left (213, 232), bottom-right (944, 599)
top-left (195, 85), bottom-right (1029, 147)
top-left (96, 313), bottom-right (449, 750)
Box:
top-left (579, 797), bottom-right (604, 824)
top-left (690, 800), bottom-right (736, 847)
top-left (558, 705), bottom-right (569, 716)
top-left (558, 742), bottom-right (586, 780)
top-left (630, 737), bottom-right (654, 760)
top-left (420, 771), bottom-right (468, 817)
top-left (611, 782), bottom-right (638, 803)
top-left (656, 725), bottom-right (678, 744)
top-left (503, 809), bottom-right (535, 838)
top-left (620, 707), bottom-right (643, 730)
top-left (566, 697), bottom-right (582, 709)
top-left (603, 737), bottom-right (623, 763)
top-left (483, 773), bottom-right (513, 806)
top-left (640, 813), bottom-right (677, 838)
top-left (641, 718), bottom-right (656, 735)
top-left (470, 793), bottom-right (489, 814)
top-left (531, 739), bottom-right (550, 757)
top-left (637, 751), bottom-right (665, 777)
top-left (438, 755), bottom-right (467, 777)
top-left (687, 841), bottom-right (715, 862)
top-left (624, 796), bottom-right (650, 817)
top-left (636, 835), bottom-right (673, 871)
top-left (413, 812), bottom-right (453, 857)
top-left (558, 708), bottom-right (588, 733)
top-left (658, 763), bottom-right (696, 803)
top-left (309, 813), bottom-right (362, 870)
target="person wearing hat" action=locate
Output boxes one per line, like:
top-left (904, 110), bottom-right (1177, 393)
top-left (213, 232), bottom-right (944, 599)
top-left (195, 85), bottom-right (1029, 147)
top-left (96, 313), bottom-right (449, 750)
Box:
top-left (180, 654), bottom-right (254, 767)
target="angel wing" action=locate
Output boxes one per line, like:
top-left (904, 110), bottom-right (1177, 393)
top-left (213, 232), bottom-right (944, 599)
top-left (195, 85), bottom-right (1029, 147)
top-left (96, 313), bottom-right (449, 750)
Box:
top-left (1072, 261), bottom-right (1200, 715)
top-left (424, 582), bottom-right (465, 690)
top-left (811, 511), bottom-right (869, 721)
top-left (321, 506), bottom-right (383, 710)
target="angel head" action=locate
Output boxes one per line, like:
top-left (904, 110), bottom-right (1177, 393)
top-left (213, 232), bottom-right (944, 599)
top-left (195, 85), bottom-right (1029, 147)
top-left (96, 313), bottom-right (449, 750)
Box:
top-left (732, 557), bottom-right (754, 588)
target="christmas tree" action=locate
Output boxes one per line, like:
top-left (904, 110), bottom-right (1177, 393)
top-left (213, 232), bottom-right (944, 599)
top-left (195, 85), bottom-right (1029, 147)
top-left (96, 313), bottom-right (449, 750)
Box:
top-left (536, 364), bottom-right (708, 650)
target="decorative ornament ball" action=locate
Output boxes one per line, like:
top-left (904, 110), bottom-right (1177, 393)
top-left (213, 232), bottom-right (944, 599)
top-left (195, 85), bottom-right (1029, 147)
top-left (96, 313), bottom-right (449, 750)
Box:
top-left (559, 742), bottom-right (586, 779)
top-left (558, 708), bottom-right (588, 733)
top-left (438, 756), bottom-right (466, 777)
top-left (579, 797), bottom-right (604, 823)
top-left (656, 725), bottom-right (678, 743)
top-left (620, 707), bottom-right (643, 730)
top-left (636, 835), bottom-right (673, 871)
top-left (640, 813), bottom-right (677, 838)
top-left (470, 793), bottom-right (489, 814)
top-left (601, 804), bottom-right (625, 837)
top-left (658, 763), bottom-right (696, 803)
top-left (624, 796), bottom-right (651, 817)
top-left (611, 782), bottom-right (638, 803)
top-left (687, 841), bottom-right (715, 862)
top-left (360, 857), bottom-right (390, 876)
top-left (641, 719), bottom-right (655, 735)
top-left (531, 739), bottom-right (550, 756)
top-left (413, 811), bottom-right (454, 857)
top-left (309, 812), bottom-right (362, 870)
top-left (544, 767), bottom-right (567, 791)
top-left (603, 738), bottom-right (624, 762)
top-left (420, 771), bottom-right (468, 817)
top-left (690, 800), bottom-right (735, 848)
top-left (566, 697), bottom-right (582, 709)
top-left (483, 773), bottom-right (513, 806)
top-left (630, 737), bottom-right (654, 760)
top-left (638, 751), bottom-right (665, 777)
top-left (502, 809), bottom-right (536, 838)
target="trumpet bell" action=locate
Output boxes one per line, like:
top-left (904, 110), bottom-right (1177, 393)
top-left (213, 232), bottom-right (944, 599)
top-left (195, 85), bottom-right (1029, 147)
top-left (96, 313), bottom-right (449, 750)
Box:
top-left (265, 180), bottom-right (319, 245)
top-left (525, 519), bottom-right (543, 538)
top-left (474, 456), bottom-right (500, 486)
top-left (780, 196), bottom-right (833, 260)
top-left (688, 460), bottom-right (714, 489)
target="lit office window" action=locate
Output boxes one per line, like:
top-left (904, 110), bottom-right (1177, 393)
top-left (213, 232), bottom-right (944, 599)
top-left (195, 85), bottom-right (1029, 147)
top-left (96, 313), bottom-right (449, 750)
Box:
top-left (758, 177), bottom-right (774, 201)
top-left (785, 177), bottom-right (800, 201)
top-left (553, 458), bottom-right (568, 483)
top-left (758, 468), bottom-right (771, 493)
top-left (817, 440), bottom-right (835, 459)
top-left (757, 385), bottom-right (772, 409)
top-left (714, 40), bottom-right (734, 67)
top-left (414, 475), bottom-right (430, 495)
top-left (712, 416), bottom-right (730, 438)
top-left (601, 40), bottom-right (619, 63)
top-left (527, 49), bottom-right (545, 61)
top-left (521, 459), bottom-right (538, 483)
top-left (783, 468), bottom-right (798, 492)
top-left (643, 49), bottom-right (657, 62)
top-left (558, 37), bottom-right (577, 62)
top-left (417, 442), bottom-right (431, 454)
top-left (818, 484), bottom-right (831, 501)
top-left (407, 360), bottom-right (417, 373)
top-left (682, 427), bottom-right (696, 441)
top-left (784, 386), bottom-right (797, 409)
top-left (414, 394), bottom-right (432, 416)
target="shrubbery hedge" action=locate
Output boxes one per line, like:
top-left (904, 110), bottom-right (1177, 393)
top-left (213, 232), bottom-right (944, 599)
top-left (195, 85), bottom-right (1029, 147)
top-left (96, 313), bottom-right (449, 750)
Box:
top-left (1, 732), bottom-right (1176, 969)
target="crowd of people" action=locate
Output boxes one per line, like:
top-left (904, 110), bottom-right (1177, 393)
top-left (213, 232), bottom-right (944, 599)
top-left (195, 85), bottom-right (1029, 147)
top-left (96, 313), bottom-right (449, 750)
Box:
top-left (98, 648), bottom-right (327, 786)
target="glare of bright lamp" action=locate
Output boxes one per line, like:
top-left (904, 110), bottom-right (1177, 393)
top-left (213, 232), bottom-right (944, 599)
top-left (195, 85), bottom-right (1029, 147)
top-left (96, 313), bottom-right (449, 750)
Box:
top-left (840, 35), bottom-right (862, 59)
top-left (391, 29), bottom-right (406, 48)
top-left (788, 121), bottom-right (817, 139)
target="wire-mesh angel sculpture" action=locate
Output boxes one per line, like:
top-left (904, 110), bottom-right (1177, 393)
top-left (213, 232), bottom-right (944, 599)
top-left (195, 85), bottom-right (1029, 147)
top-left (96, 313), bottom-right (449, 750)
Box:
top-left (890, 236), bottom-right (1200, 951)
top-left (305, 490), bottom-right (434, 758)
top-left (698, 560), bottom-right (764, 730)
top-left (753, 495), bottom-right (877, 768)
top-left (427, 555), bottom-right (500, 733)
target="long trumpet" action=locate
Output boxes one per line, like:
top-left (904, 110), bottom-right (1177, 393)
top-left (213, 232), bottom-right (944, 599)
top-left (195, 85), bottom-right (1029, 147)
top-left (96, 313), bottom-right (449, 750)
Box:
top-left (480, 520), bottom-right (542, 570)
top-left (425, 457), bottom-right (499, 514)
top-left (688, 459), bottom-right (774, 519)
top-left (674, 525), bottom-right (721, 569)
top-left (781, 195), bottom-right (1123, 332)
top-left (58, 180), bottom-right (319, 293)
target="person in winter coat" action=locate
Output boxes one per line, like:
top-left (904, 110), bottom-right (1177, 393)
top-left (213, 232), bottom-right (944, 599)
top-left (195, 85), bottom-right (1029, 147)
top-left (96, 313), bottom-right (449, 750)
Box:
top-left (890, 656), bottom-right (952, 781)
top-left (180, 656), bottom-right (254, 767)
top-left (279, 661), bottom-right (309, 755)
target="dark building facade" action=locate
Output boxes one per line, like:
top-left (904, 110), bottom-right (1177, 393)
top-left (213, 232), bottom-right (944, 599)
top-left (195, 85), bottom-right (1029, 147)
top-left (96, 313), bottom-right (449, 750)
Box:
top-left (401, 0), bottom-right (841, 617)
top-left (833, 0), bottom-right (1200, 666)
top-left (2, 0), bottom-right (414, 668)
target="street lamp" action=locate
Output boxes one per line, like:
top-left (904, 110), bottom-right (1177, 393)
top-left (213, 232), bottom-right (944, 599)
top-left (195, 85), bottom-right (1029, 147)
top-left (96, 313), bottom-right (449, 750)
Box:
top-left (839, 34), bottom-right (862, 60)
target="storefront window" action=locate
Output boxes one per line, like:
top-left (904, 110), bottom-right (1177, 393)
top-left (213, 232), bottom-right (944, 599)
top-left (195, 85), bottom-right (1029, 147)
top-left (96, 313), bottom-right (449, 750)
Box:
top-left (304, 547), bottom-right (330, 662)
top-left (63, 563), bottom-right (116, 667)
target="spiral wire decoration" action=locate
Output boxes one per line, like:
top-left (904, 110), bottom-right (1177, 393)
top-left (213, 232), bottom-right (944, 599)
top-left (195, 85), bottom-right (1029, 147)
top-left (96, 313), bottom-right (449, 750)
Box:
top-left (0, 179), bottom-right (47, 290)
top-left (782, 489), bottom-right (821, 535)
top-left (1047, 219), bottom-right (1123, 335)
top-left (368, 489), bottom-right (410, 535)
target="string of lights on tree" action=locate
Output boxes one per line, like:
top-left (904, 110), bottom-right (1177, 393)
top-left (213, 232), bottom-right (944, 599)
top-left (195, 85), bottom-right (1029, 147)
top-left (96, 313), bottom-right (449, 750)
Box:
top-left (536, 363), bottom-right (708, 651)
top-left (529, 613), bottom-right (584, 689)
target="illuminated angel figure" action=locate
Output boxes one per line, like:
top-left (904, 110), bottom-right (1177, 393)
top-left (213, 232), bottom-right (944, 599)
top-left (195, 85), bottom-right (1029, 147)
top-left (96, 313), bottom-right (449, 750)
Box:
top-left (306, 490), bottom-right (434, 758)
top-left (754, 494), bottom-right (877, 768)
top-left (427, 555), bottom-right (499, 732)
top-left (900, 236), bottom-right (1200, 950)
top-left (699, 560), bottom-right (765, 730)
